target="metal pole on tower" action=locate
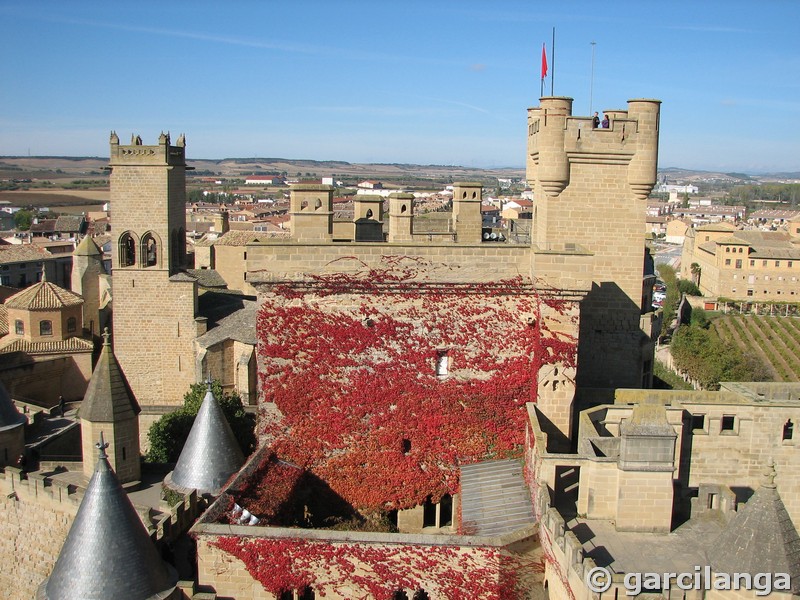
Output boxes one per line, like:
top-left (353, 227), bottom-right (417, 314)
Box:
top-left (589, 41), bottom-right (596, 114)
top-left (550, 27), bottom-right (556, 96)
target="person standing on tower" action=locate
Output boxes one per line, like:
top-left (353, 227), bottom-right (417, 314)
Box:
top-left (592, 112), bottom-right (600, 128)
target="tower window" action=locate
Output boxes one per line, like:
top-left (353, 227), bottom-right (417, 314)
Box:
top-left (142, 233), bottom-right (158, 267)
top-left (14, 320), bottom-right (23, 335)
top-left (783, 419), bottom-right (794, 441)
top-left (67, 317), bottom-right (77, 334)
top-left (690, 414), bottom-right (705, 431)
top-left (721, 415), bottom-right (735, 432)
top-left (39, 320), bottom-right (53, 336)
top-left (119, 233), bottom-right (136, 267)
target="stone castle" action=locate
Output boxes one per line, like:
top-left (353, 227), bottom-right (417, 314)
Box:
top-left (2, 94), bottom-right (800, 600)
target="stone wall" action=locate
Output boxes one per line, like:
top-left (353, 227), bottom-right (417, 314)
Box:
top-left (0, 468), bottom-right (80, 600)
top-left (112, 271), bottom-right (200, 406)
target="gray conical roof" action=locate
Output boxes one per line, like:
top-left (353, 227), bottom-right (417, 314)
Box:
top-left (73, 235), bottom-right (101, 257)
top-left (80, 329), bottom-right (140, 422)
top-left (0, 380), bottom-right (26, 431)
top-left (707, 461), bottom-right (800, 593)
top-left (170, 384), bottom-right (244, 495)
top-left (38, 435), bottom-right (176, 600)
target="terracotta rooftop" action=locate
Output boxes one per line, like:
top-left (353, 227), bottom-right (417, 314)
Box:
top-left (0, 337), bottom-right (94, 355)
top-left (4, 277), bottom-right (84, 310)
top-left (0, 244), bottom-right (52, 264)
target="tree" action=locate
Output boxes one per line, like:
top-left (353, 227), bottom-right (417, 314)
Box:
top-left (677, 279), bottom-right (701, 296)
top-left (13, 209), bottom-right (34, 231)
top-left (690, 262), bottom-right (701, 286)
top-left (146, 380), bottom-right (256, 463)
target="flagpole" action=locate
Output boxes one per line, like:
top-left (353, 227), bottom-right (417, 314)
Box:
top-left (589, 41), bottom-right (596, 114)
top-left (550, 27), bottom-right (556, 96)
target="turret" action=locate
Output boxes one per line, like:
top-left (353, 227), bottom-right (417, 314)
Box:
top-left (80, 328), bottom-right (141, 484)
top-left (289, 183), bottom-right (334, 241)
top-left (388, 193), bottom-right (415, 243)
top-left (452, 182), bottom-right (483, 243)
top-left (37, 434), bottom-right (178, 600)
top-left (71, 235), bottom-right (104, 337)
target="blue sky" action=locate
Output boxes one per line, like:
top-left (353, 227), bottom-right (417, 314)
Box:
top-left (1, 1), bottom-right (798, 173)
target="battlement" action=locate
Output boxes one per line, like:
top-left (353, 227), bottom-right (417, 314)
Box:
top-left (109, 131), bottom-right (186, 167)
top-left (527, 97), bottom-right (660, 199)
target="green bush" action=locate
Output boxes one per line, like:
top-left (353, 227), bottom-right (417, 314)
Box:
top-left (146, 380), bottom-right (256, 463)
top-left (677, 279), bottom-right (702, 296)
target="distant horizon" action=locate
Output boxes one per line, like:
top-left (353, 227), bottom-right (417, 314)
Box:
top-left (1, 1), bottom-right (799, 174)
top-left (3, 153), bottom-right (800, 179)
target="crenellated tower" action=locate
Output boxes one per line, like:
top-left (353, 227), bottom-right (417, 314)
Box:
top-left (527, 97), bottom-right (661, 390)
top-left (109, 132), bottom-right (203, 411)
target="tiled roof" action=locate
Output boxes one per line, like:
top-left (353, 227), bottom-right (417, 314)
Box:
top-left (54, 215), bottom-right (85, 232)
top-left (30, 220), bottom-right (57, 233)
top-left (186, 268), bottom-right (228, 289)
top-left (211, 230), bottom-right (269, 246)
top-left (0, 337), bottom-right (94, 355)
top-left (5, 279), bottom-right (84, 310)
top-left (0, 304), bottom-right (7, 337)
top-left (0, 244), bottom-right (52, 264)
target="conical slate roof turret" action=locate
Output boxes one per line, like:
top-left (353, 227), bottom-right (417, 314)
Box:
top-left (73, 235), bottom-right (102, 257)
top-left (37, 433), bottom-right (177, 600)
top-left (170, 380), bottom-right (244, 495)
top-left (80, 328), bottom-right (140, 422)
top-left (707, 459), bottom-right (800, 593)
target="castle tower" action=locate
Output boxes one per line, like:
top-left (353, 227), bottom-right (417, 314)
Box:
top-left (452, 181), bottom-right (483, 243)
top-left (80, 329), bottom-right (141, 484)
top-left (37, 434), bottom-right (178, 600)
top-left (109, 131), bottom-right (202, 407)
top-left (71, 235), bottom-right (104, 337)
top-left (387, 192), bottom-right (415, 243)
top-left (527, 97), bottom-right (661, 389)
top-left (289, 183), bottom-right (334, 241)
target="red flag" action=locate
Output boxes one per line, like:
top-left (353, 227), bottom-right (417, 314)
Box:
top-left (541, 43), bottom-right (548, 80)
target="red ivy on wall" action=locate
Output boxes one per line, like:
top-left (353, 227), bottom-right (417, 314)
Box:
top-left (212, 535), bottom-right (530, 599)
top-left (254, 256), bottom-right (577, 512)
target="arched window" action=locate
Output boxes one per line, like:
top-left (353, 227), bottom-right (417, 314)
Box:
top-left (40, 320), bottom-right (53, 336)
top-left (393, 592), bottom-right (409, 600)
top-left (119, 232), bottom-right (136, 267)
top-left (14, 320), bottom-right (23, 335)
top-left (413, 590), bottom-right (430, 600)
top-left (67, 316), bottom-right (77, 334)
top-left (141, 232), bottom-right (158, 267)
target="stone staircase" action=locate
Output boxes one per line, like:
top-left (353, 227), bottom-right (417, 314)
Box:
top-left (459, 458), bottom-right (535, 536)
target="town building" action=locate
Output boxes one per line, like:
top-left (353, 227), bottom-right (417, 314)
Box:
top-left (681, 221), bottom-right (800, 302)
